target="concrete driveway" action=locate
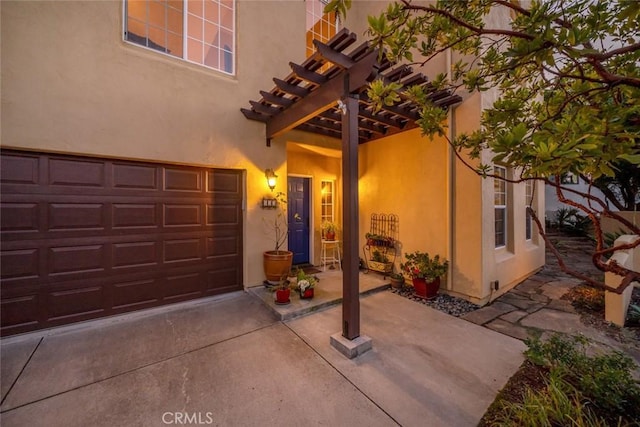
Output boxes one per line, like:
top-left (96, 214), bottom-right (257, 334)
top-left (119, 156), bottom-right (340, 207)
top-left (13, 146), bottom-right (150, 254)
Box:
top-left (0, 291), bottom-right (525, 426)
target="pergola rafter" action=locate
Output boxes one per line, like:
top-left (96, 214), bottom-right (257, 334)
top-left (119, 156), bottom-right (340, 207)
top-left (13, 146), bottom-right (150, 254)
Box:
top-left (241, 28), bottom-right (462, 144)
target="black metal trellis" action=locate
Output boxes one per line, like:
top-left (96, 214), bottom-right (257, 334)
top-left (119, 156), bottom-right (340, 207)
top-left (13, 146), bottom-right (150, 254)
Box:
top-left (363, 213), bottom-right (399, 277)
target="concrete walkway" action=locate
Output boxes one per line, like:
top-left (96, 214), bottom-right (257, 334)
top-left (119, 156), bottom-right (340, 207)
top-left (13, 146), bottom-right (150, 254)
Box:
top-left (0, 290), bottom-right (525, 427)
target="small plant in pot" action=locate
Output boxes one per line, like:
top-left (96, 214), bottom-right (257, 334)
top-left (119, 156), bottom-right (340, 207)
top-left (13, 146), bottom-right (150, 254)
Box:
top-left (401, 251), bottom-right (448, 300)
top-left (295, 269), bottom-right (317, 299)
top-left (389, 272), bottom-right (405, 290)
top-left (321, 221), bottom-right (338, 240)
top-left (273, 276), bottom-right (292, 305)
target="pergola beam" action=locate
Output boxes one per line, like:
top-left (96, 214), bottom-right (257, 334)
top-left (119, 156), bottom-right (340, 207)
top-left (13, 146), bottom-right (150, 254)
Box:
top-left (266, 51), bottom-right (378, 138)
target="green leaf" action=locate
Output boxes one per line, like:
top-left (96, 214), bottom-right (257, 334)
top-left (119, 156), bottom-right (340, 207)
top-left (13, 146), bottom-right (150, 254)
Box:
top-left (618, 154), bottom-right (640, 164)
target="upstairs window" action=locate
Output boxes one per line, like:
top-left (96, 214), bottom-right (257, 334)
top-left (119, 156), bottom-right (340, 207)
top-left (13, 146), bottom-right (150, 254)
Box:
top-left (306, 0), bottom-right (337, 59)
top-left (124, 0), bottom-right (235, 75)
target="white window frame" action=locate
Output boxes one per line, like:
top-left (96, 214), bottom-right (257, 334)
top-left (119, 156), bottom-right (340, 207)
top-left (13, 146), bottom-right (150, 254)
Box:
top-left (494, 166), bottom-right (507, 249)
top-left (123, 0), bottom-right (236, 75)
top-left (525, 180), bottom-right (534, 241)
top-left (320, 180), bottom-right (335, 224)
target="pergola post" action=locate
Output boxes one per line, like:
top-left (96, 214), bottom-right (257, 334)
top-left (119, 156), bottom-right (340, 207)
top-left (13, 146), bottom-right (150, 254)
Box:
top-left (341, 91), bottom-right (360, 340)
top-left (327, 80), bottom-right (372, 359)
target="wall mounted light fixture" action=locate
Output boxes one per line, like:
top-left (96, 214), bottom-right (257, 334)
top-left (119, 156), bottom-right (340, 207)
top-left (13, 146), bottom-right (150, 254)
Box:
top-left (265, 168), bottom-right (277, 191)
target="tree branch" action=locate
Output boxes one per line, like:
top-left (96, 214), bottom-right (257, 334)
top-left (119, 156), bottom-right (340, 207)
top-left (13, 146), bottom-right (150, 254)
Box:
top-left (399, 0), bottom-right (535, 41)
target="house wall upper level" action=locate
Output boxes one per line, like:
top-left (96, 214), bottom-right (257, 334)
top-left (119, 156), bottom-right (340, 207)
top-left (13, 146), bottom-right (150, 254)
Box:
top-left (0, 0), bottom-right (307, 287)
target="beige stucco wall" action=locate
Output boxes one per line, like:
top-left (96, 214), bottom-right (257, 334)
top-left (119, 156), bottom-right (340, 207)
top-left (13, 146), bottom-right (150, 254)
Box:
top-left (359, 128), bottom-right (450, 272)
top-left (0, 0), bottom-right (306, 287)
top-left (450, 93), bottom-right (484, 300)
top-left (1, 0), bottom-right (545, 300)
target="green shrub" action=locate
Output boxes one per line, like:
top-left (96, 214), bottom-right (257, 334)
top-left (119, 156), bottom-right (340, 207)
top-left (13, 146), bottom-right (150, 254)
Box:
top-left (494, 334), bottom-right (640, 426)
top-left (500, 370), bottom-right (608, 427)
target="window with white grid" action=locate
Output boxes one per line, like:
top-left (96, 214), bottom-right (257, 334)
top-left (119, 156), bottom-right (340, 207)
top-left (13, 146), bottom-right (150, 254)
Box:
top-left (124, 0), bottom-right (235, 75)
top-left (494, 166), bottom-right (507, 248)
top-left (321, 180), bottom-right (334, 224)
top-left (306, 0), bottom-right (338, 59)
top-left (525, 180), bottom-right (534, 240)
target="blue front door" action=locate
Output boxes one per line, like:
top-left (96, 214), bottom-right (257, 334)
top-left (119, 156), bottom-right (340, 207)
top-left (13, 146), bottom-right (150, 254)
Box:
top-left (288, 177), bottom-right (310, 265)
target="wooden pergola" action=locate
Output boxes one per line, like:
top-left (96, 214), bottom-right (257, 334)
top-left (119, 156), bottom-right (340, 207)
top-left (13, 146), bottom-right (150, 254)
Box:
top-left (242, 28), bottom-right (461, 343)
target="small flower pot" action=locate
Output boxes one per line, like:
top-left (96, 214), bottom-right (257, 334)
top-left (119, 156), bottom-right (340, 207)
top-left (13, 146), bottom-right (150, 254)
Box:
top-left (412, 277), bottom-right (440, 300)
top-left (390, 276), bottom-right (404, 290)
top-left (275, 288), bottom-right (291, 305)
top-left (301, 288), bottom-right (314, 299)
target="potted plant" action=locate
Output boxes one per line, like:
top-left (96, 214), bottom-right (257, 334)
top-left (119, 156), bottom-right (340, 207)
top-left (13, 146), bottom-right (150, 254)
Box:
top-left (263, 192), bottom-right (294, 284)
top-left (369, 249), bottom-right (392, 273)
top-left (400, 251), bottom-right (449, 300)
top-left (389, 272), bottom-right (405, 290)
top-left (273, 276), bottom-right (291, 305)
top-left (295, 268), bottom-right (316, 299)
top-left (321, 221), bottom-right (338, 240)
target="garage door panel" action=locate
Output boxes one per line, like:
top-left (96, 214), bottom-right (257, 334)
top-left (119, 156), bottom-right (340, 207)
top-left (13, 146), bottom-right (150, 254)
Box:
top-left (49, 245), bottom-right (106, 275)
top-left (164, 168), bottom-right (202, 192)
top-left (206, 268), bottom-right (239, 292)
top-left (164, 273), bottom-right (202, 299)
top-left (206, 203), bottom-right (239, 225)
top-left (1, 153), bottom-right (40, 185)
top-left (1, 202), bottom-right (40, 232)
top-left (207, 169), bottom-right (241, 193)
top-left (164, 238), bottom-right (202, 263)
top-left (47, 286), bottom-right (106, 321)
top-left (112, 279), bottom-right (160, 310)
top-left (112, 203), bottom-right (158, 229)
top-left (112, 241), bottom-right (158, 269)
top-left (164, 204), bottom-right (202, 227)
top-left (48, 203), bottom-right (106, 231)
top-left (1, 150), bottom-right (244, 336)
top-left (206, 236), bottom-right (239, 258)
top-left (49, 157), bottom-right (105, 188)
top-left (1, 248), bottom-right (40, 280)
top-left (1, 295), bottom-right (39, 333)
top-left (112, 163), bottom-right (159, 190)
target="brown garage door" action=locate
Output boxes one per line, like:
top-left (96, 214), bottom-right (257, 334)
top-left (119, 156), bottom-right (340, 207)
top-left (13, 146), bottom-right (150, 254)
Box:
top-left (1, 149), bottom-right (243, 336)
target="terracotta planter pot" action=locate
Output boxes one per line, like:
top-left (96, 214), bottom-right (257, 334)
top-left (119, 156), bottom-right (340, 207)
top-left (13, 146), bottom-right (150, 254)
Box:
top-left (390, 277), bottom-right (404, 290)
top-left (275, 288), bottom-right (291, 304)
top-left (412, 277), bottom-right (440, 300)
top-left (324, 231), bottom-right (336, 240)
top-left (263, 250), bottom-right (293, 283)
top-left (301, 288), bottom-right (314, 299)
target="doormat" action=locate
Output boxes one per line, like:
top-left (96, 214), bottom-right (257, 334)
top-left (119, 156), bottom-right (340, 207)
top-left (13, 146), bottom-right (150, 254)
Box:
top-left (303, 266), bottom-right (322, 274)
top-left (292, 265), bottom-right (321, 275)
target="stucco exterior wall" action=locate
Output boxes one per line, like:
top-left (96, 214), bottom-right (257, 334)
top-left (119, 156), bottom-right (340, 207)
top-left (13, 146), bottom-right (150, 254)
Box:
top-left (0, 0), bottom-right (304, 287)
top-left (451, 93), bottom-right (484, 300)
top-left (358, 129), bottom-right (450, 272)
top-left (1, 0), bottom-right (546, 301)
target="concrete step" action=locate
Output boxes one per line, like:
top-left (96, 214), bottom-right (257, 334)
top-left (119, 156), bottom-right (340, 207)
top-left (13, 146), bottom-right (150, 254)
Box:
top-left (248, 270), bottom-right (390, 321)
